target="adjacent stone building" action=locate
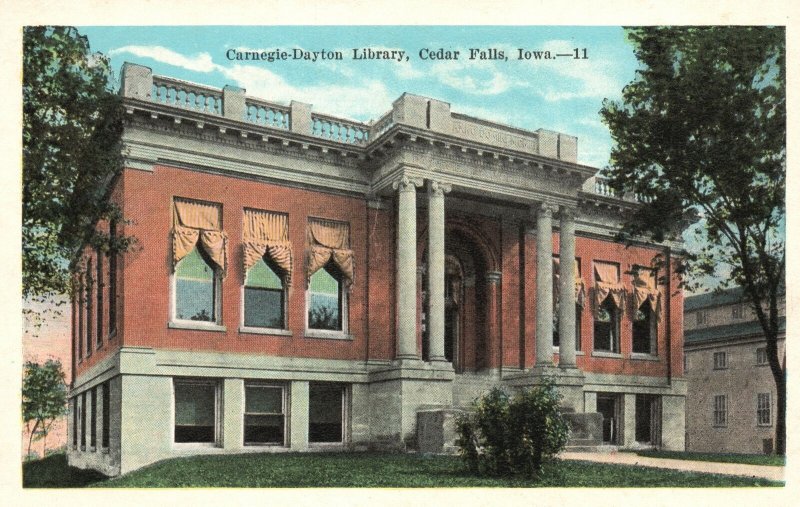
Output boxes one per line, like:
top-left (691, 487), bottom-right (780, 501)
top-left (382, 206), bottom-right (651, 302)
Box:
top-left (67, 63), bottom-right (687, 476)
top-left (684, 287), bottom-right (785, 454)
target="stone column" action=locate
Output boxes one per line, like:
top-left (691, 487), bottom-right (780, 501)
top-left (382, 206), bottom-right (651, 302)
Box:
top-left (535, 203), bottom-right (555, 366)
top-left (486, 271), bottom-right (502, 369)
top-left (427, 180), bottom-right (451, 362)
top-left (558, 207), bottom-right (577, 367)
top-left (394, 176), bottom-right (422, 360)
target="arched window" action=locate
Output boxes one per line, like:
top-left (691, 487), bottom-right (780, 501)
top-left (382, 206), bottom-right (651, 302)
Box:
top-left (244, 257), bottom-right (286, 329)
top-left (633, 303), bottom-right (657, 354)
top-left (175, 247), bottom-right (217, 322)
top-left (594, 295), bottom-right (620, 353)
top-left (308, 262), bottom-right (344, 331)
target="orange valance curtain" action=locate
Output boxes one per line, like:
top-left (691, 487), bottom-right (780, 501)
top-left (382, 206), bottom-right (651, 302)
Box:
top-left (594, 262), bottom-right (624, 310)
top-left (633, 268), bottom-right (660, 317)
top-left (172, 199), bottom-right (227, 275)
top-left (242, 209), bottom-right (293, 286)
top-left (306, 219), bottom-right (354, 288)
top-left (553, 257), bottom-right (586, 307)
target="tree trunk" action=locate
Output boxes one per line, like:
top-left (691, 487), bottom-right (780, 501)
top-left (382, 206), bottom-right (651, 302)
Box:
top-left (27, 420), bottom-right (39, 458)
top-left (774, 361), bottom-right (786, 455)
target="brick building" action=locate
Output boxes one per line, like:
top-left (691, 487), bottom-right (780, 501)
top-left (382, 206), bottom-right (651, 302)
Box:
top-left (68, 63), bottom-right (686, 476)
top-left (684, 287), bottom-right (785, 454)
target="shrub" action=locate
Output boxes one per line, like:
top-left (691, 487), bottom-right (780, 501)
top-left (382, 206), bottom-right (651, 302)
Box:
top-left (456, 380), bottom-right (570, 478)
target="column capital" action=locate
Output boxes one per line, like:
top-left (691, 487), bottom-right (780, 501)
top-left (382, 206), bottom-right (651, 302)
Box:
top-left (392, 175), bottom-right (424, 193)
top-left (558, 205), bottom-right (577, 221)
top-left (535, 202), bottom-right (558, 219)
top-left (486, 271), bottom-right (502, 285)
top-left (428, 180), bottom-right (452, 196)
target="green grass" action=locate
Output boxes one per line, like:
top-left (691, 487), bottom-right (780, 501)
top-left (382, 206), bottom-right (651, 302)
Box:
top-left (24, 452), bottom-right (783, 488)
top-left (95, 452), bottom-right (782, 488)
top-left (23, 453), bottom-right (108, 488)
top-left (630, 450), bottom-right (786, 467)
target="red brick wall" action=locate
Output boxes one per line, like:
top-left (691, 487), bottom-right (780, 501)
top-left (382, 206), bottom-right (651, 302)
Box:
top-left (112, 164), bottom-right (372, 361)
top-left (73, 164), bottom-right (683, 380)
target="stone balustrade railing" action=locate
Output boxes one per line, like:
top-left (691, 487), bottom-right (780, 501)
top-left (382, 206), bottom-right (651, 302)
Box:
top-left (594, 177), bottom-right (618, 198)
top-left (370, 110), bottom-right (394, 140)
top-left (123, 63), bottom-right (590, 163)
top-left (151, 75), bottom-right (223, 115)
top-left (245, 98), bottom-right (291, 130)
top-left (310, 113), bottom-right (370, 145)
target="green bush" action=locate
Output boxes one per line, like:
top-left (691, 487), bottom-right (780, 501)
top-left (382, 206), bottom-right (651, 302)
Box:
top-left (456, 380), bottom-right (570, 478)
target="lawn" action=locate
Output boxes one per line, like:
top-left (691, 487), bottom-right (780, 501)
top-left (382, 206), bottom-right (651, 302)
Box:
top-left (23, 454), bottom-right (108, 488)
top-left (23, 452), bottom-right (782, 488)
top-left (630, 450), bottom-right (785, 467)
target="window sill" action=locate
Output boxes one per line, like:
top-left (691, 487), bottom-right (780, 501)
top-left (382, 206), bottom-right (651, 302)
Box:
top-left (757, 423), bottom-right (773, 428)
top-left (630, 353), bottom-right (660, 361)
top-left (89, 446), bottom-right (97, 453)
top-left (592, 351), bottom-right (623, 358)
top-left (169, 321), bottom-right (227, 333)
top-left (101, 447), bottom-right (110, 454)
top-left (239, 326), bottom-right (293, 337)
top-left (713, 425), bottom-right (728, 428)
top-left (553, 347), bottom-right (585, 356)
top-left (712, 367), bottom-right (729, 371)
top-left (304, 330), bottom-right (354, 340)
top-left (172, 442), bottom-right (220, 449)
top-left (109, 329), bottom-right (118, 341)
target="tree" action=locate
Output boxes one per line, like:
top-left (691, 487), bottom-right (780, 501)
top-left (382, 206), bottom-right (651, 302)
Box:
top-left (23, 26), bottom-right (128, 319)
top-left (22, 360), bottom-right (68, 459)
top-left (600, 27), bottom-right (785, 454)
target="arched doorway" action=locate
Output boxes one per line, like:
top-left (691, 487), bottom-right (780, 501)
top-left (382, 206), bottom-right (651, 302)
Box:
top-left (421, 223), bottom-right (498, 373)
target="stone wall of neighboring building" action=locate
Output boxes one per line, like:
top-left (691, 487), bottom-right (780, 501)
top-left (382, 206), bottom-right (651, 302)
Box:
top-left (684, 288), bottom-right (785, 454)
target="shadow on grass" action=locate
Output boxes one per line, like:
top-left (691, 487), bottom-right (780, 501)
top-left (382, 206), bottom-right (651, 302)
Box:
top-left (23, 454), bottom-right (108, 488)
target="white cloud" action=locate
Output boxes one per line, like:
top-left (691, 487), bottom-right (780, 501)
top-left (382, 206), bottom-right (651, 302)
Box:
top-left (111, 45), bottom-right (392, 121)
top-left (110, 45), bottom-right (218, 73)
top-left (526, 39), bottom-right (626, 102)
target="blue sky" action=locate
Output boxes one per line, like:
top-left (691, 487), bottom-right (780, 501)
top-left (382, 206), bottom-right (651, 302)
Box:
top-left (80, 26), bottom-right (640, 169)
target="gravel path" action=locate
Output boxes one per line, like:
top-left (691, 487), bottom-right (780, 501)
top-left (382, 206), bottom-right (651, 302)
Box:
top-left (560, 451), bottom-right (784, 481)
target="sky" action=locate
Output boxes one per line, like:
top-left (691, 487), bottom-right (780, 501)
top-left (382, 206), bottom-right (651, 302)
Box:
top-left (79, 26), bottom-right (641, 170)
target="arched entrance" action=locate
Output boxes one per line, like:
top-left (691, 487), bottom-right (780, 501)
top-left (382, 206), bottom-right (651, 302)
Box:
top-left (421, 221), bottom-right (498, 373)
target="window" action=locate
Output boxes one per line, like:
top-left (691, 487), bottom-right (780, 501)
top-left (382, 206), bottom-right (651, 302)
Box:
top-left (72, 398), bottom-right (78, 448)
top-left (242, 209), bottom-right (293, 330)
top-left (109, 220), bottom-right (117, 335)
top-left (731, 304), bottom-right (745, 320)
top-left (171, 198), bottom-right (226, 325)
top-left (756, 347), bottom-right (768, 365)
top-left (684, 354), bottom-right (688, 373)
top-left (101, 382), bottom-right (110, 448)
top-left (77, 276), bottom-right (84, 361)
top-left (90, 387), bottom-right (97, 448)
top-left (96, 248), bottom-right (104, 347)
top-left (553, 305), bottom-right (582, 351)
top-left (593, 262), bottom-right (623, 354)
top-left (594, 296), bottom-right (620, 353)
top-left (306, 219), bottom-right (354, 335)
top-left (244, 259), bottom-right (286, 328)
top-left (244, 383), bottom-right (286, 445)
top-left (713, 394), bottom-right (727, 427)
top-left (713, 351), bottom-right (728, 370)
top-left (553, 256), bottom-right (584, 351)
top-left (632, 267), bottom-right (659, 355)
top-left (309, 266), bottom-right (343, 331)
top-left (80, 392), bottom-right (87, 449)
top-left (632, 304), bottom-right (657, 354)
top-left (309, 383), bottom-right (346, 443)
top-left (86, 259), bottom-right (93, 356)
top-left (175, 248), bottom-right (218, 322)
top-left (757, 393), bottom-right (771, 426)
top-left (696, 311), bottom-right (708, 325)
top-left (174, 379), bottom-right (218, 444)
